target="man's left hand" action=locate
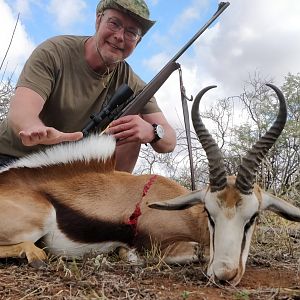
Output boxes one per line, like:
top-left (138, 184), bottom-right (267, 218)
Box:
top-left (105, 115), bottom-right (154, 145)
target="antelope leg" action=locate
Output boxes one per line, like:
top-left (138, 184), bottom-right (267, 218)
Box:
top-left (0, 241), bottom-right (47, 268)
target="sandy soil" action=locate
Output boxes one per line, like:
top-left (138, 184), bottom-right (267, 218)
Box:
top-left (1, 221), bottom-right (299, 299)
top-left (0, 257), bottom-right (299, 299)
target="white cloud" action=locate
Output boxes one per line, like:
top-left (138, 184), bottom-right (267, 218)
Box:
top-left (142, 52), bottom-right (170, 73)
top-left (169, 1), bottom-right (204, 36)
top-left (47, 0), bottom-right (87, 30)
top-left (0, 0), bottom-right (35, 77)
top-left (13, 0), bottom-right (42, 18)
top-left (149, 0), bottom-right (159, 5)
top-left (190, 0), bottom-right (300, 94)
top-left (14, 0), bottom-right (32, 17)
top-left (152, 0), bottom-right (300, 124)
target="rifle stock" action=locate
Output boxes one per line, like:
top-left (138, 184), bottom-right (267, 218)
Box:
top-left (82, 2), bottom-right (230, 135)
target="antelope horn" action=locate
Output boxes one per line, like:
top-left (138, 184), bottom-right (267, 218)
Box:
top-left (235, 84), bottom-right (287, 194)
top-left (191, 85), bottom-right (227, 192)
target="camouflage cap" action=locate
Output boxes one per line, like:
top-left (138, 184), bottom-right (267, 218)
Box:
top-left (96, 0), bottom-right (155, 36)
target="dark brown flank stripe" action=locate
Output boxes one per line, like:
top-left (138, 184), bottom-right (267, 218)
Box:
top-left (43, 192), bottom-right (136, 245)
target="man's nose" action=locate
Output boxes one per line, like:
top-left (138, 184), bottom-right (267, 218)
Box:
top-left (113, 28), bottom-right (125, 41)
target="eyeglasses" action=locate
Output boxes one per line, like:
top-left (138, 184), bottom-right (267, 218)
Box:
top-left (104, 16), bottom-right (141, 42)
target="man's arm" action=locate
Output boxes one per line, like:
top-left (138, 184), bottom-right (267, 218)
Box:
top-left (8, 87), bottom-right (83, 146)
top-left (142, 112), bottom-right (176, 153)
top-left (106, 112), bottom-right (176, 153)
top-left (106, 111), bottom-right (176, 173)
top-left (111, 112), bottom-right (176, 173)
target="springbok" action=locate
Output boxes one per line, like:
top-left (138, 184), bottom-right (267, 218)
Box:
top-left (0, 84), bottom-right (298, 286)
top-left (0, 133), bottom-right (209, 268)
top-left (150, 83), bottom-right (300, 285)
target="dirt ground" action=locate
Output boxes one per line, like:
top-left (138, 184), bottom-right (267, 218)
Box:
top-left (0, 221), bottom-right (300, 300)
top-left (0, 257), bottom-right (299, 300)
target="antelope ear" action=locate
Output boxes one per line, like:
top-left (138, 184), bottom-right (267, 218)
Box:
top-left (148, 189), bottom-right (207, 211)
top-left (261, 191), bottom-right (300, 222)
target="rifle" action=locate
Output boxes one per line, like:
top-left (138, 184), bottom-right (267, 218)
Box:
top-left (82, 2), bottom-right (230, 136)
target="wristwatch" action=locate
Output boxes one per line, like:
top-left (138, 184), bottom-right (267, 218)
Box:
top-left (151, 124), bottom-right (165, 143)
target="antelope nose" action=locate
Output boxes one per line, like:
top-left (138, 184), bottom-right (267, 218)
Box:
top-left (213, 264), bottom-right (238, 283)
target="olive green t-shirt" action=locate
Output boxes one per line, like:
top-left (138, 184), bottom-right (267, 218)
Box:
top-left (0, 35), bottom-right (161, 157)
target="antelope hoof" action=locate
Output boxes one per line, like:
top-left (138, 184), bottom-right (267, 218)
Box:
top-left (29, 258), bottom-right (47, 269)
top-left (22, 242), bottom-right (48, 268)
top-left (118, 247), bottom-right (143, 265)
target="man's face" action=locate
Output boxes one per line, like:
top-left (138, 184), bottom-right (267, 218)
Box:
top-left (95, 9), bottom-right (142, 66)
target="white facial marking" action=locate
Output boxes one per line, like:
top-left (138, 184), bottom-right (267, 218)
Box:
top-left (205, 190), bottom-right (259, 284)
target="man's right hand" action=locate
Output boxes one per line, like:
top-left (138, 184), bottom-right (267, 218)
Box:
top-left (19, 126), bottom-right (83, 146)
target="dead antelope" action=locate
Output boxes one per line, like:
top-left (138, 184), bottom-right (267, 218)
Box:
top-left (0, 134), bottom-right (209, 268)
top-left (150, 83), bottom-right (300, 285)
top-left (0, 84), bottom-right (298, 287)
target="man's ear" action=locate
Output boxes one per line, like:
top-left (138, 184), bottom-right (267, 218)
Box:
top-left (95, 13), bottom-right (102, 31)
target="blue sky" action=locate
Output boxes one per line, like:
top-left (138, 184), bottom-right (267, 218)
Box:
top-left (1, 0), bottom-right (219, 82)
top-left (1, 0), bottom-right (300, 129)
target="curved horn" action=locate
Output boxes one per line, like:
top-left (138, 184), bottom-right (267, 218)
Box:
top-left (191, 85), bottom-right (227, 192)
top-left (235, 84), bottom-right (287, 194)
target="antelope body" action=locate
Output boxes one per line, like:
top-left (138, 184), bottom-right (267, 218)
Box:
top-left (0, 84), bottom-right (299, 286)
top-left (0, 135), bottom-right (209, 267)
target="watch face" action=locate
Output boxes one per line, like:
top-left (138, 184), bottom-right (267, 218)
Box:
top-left (156, 125), bottom-right (165, 139)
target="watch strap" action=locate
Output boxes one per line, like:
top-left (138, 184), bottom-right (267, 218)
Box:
top-left (151, 124), bottom-right (161, 144)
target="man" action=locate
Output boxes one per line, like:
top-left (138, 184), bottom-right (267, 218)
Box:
top-left (0, 0), bottom-right (176, 172)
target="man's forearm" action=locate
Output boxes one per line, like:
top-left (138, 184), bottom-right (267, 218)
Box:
top-left (8, 87), bottom-right (45, 135)
top-left (150, 125), bottom-right (176, 153)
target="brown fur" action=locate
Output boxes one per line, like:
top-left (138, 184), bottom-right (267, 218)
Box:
top-left (0, 156), bottom-right (210, 264)
top-left (0, 242), bottom-right (47, 267)
top-left (217, 176), bottom-right (263, 210)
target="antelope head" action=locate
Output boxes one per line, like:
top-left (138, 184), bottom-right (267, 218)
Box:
top-left (149, 84), bottom-right (300, 286)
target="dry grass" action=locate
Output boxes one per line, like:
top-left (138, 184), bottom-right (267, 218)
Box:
top-left (0, 215), bottom-right (299, 300)
top-left (250, 212), bottom-right (300, 268)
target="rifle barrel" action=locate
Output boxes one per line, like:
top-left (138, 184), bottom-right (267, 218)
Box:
top-left (119, 2), bottom-right (230, 118)
top-left (171, 2), bottom-right (230, 62)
